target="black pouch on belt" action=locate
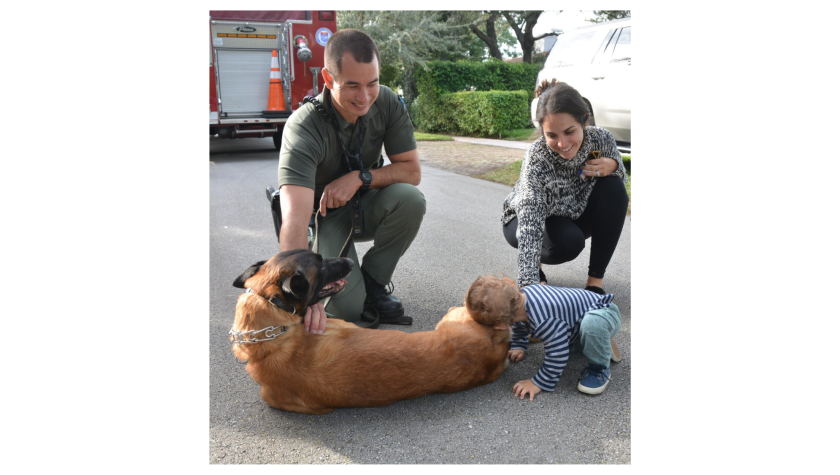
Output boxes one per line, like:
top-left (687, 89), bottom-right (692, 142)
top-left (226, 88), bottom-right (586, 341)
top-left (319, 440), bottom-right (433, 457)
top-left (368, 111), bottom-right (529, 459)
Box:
top-left (266, 186), bottom-right (282, 240)
top-left (266, 186), bottom-right (317, 241)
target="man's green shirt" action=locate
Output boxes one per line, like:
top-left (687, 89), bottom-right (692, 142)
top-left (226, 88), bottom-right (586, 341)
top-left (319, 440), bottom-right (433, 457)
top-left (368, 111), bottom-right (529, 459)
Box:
top-left (278, 85), bottom-right (416, 206)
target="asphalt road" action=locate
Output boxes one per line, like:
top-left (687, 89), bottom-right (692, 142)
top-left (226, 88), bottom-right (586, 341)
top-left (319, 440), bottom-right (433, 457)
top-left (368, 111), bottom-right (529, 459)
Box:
top-left (209, 136), bottom-right (631, 464)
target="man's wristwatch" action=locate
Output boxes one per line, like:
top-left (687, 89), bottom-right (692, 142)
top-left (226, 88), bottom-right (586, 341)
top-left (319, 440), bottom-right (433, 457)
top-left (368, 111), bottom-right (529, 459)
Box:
top-left (359, 169), bottom-right (373, 191)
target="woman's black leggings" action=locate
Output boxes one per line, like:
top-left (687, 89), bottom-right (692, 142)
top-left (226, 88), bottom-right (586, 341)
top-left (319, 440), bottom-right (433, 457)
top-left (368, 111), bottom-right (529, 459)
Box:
top-left (502, 175), bottom-right (628, 279)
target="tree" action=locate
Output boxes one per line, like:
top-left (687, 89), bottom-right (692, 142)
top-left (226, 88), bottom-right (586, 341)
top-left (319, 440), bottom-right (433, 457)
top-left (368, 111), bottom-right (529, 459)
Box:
top-left (338, 11), bottom-right (474, 68)
top-left (462, 11), bottom-right (528, 61)
top-left (337, 11), bottom-right (483, 108)
top-left (501, 11), bottom-right (560, 64)
top-left (464, 11), bottom-right (561, 63)
top-left (434, 10), bottom-right (498, 61)
top-left (587, 11), bottom-right (631, 23)
top-left (466, 12), bottom-right (504, 61)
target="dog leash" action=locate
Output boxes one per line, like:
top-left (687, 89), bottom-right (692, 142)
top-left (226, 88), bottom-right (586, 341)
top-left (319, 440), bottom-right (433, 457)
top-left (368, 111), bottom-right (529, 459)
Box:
top-left (311, 210), bottom-right (354, 309)
top-left (311, 210), bottom-right (354, 258)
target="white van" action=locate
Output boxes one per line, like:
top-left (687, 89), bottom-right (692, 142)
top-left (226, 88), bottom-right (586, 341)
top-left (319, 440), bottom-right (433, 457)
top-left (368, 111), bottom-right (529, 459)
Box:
top-left (532, 18), bottom-right (631, 145)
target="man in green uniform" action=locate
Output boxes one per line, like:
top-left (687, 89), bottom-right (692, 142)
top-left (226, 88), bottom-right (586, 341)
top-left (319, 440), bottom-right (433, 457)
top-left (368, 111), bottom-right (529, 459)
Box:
top-left (277, 29), bottom-right (425, 333)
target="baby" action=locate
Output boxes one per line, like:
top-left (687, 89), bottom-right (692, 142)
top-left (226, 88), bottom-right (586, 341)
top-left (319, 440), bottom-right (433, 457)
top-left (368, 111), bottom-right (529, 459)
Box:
top-left (465, 275), bottom-right (621, 399)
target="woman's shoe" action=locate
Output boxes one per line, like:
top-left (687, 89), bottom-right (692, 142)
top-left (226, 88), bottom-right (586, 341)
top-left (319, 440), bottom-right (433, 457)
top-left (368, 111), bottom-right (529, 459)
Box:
top-left (538, 268), bottom-right (548, 285)
top-left (584, 285), bottom-right (605, 295)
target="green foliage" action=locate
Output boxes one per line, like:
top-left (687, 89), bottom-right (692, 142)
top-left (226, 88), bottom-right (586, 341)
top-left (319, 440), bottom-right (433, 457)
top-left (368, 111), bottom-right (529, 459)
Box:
top-left (408, 93), bottom-right (419, 128)
top-left (412, 60), bottom-right (540, 135)
top-left (496, 20), bottom-right (521, 58)
top-left (587, 11), bottom-right (631, 23)
top-left (415, 90), bottom-right (531, 137)
top-left (450, 91), bottom-right (530, 136)
top-left (379, 63), bottom-right (400, 90)
top-left (337, 11), bottom-right (476, 67)
top-left (337, 11), bottom-right (490, 112)
top-left (463, 11), bottom-right (555, 63)
top-left (531, 52), bottom-right (549, 67)
top-left (411, 94), bottom-right (447, 132)
top-left (428, 11), bottom-right (491, 61)
top-left (416, 60), bottom-right (542, 98)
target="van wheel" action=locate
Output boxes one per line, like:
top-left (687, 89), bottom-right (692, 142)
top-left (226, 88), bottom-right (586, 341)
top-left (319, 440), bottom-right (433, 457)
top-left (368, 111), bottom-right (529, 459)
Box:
top-left (272, 132), bottom-right (282, 150)
top-left (583, 98), bottom-right (596, 127)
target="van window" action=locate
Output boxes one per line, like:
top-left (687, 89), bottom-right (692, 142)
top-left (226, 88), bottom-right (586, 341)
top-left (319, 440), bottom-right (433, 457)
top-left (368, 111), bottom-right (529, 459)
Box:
top-left (611, 27), bottom-right (631, 63)
top-left (593, 29), bottom-right (619, 65)
top-left (545, 31), bottom-right (597, 68)
top-left (597, 29), bottom-right (618, 57)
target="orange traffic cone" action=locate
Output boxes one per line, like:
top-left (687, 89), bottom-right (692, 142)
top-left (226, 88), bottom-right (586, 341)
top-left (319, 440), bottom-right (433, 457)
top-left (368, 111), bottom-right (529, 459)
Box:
top-left (263, 50), bottom-right (288, 117)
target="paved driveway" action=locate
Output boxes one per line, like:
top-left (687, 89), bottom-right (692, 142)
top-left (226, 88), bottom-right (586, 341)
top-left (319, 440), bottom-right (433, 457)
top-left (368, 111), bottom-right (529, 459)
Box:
top-left (209, 137), bottom-right (631, 464)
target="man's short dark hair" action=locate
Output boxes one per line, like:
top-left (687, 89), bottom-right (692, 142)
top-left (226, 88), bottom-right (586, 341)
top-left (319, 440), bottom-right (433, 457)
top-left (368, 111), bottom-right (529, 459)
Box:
top-left (324, 29), bottom-right (380, 75)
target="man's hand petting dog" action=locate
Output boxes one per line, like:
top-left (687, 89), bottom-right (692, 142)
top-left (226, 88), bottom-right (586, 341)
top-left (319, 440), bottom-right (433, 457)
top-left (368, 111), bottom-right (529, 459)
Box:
top-left (507, 349), bottom-right (524, 362)
top-left (513, 379), bottom-right (542, 401)
top-left (304, 301), bottom-right (327, 334)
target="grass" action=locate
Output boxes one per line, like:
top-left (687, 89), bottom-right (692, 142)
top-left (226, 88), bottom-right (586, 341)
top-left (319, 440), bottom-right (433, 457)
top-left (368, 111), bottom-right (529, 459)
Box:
top-left (626, 174), bottom-right (631, 215)
top-left (415, 128), bottom-right (537, 142)
top-left (499, 128), bottom-right (540, 142)
top-left (479, 160), bottom-right (524, 185)
top-left (414, 132), bottom-right (454, 141)
top-left (479, 154), bottom-right (631, 187)
top-left (478, 154), bottom-right (632, 214)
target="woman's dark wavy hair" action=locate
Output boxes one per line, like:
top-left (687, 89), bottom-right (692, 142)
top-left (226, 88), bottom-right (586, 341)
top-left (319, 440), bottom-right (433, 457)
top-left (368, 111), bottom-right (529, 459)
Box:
top-left (534, 79), bottom-right (590, 133)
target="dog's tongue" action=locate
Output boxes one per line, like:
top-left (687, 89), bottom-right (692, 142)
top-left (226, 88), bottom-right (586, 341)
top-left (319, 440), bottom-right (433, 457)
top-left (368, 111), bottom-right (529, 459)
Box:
top-left (321, 279), bottom-right (347, 294)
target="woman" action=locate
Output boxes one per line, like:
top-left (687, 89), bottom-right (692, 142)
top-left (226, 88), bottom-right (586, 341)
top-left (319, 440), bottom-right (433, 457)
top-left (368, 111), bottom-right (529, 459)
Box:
top-left (502, 80), bottom-right (628, 293)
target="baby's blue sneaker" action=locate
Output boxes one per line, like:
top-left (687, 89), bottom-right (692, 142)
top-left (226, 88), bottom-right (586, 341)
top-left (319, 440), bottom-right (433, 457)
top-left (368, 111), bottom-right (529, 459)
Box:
top-left (577, 365), bottom-right (611, 395)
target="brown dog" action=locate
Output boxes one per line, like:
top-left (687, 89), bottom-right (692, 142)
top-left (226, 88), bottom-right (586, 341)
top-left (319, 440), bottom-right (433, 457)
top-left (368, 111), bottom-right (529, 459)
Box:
top-left (229, 249), bottom-right (512, 414)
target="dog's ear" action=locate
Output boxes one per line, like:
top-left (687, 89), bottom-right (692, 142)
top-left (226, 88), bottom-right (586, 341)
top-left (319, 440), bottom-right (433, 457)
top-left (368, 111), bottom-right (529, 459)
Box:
top-left (232, 261), bottom-right (267, 288)
top-left (282, 271), bottom-right (310, 300)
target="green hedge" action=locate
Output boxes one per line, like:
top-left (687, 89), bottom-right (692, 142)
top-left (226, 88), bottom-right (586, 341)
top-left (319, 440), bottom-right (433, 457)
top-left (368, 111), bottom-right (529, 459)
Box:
top-left (412, 60), bottom-right (539, 136)
top-left (414, 90), bottom-right (531, 137)
top-left (416, 60), bottom-right (542, 98)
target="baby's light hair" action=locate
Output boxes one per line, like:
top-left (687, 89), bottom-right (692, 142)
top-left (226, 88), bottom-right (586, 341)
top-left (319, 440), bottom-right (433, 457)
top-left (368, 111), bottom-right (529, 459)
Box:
top-left (464, 275), bottom-right (521, 326)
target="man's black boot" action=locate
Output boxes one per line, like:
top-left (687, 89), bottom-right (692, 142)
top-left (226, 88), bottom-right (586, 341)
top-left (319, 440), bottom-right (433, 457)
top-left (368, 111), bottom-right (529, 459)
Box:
top-left (361, 268), bottom-right (412, 325)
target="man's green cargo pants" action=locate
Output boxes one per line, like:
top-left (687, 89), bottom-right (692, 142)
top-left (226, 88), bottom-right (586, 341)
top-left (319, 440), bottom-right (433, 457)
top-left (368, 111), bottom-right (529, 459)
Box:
top-left (310, 183), bottom-right (425, 321)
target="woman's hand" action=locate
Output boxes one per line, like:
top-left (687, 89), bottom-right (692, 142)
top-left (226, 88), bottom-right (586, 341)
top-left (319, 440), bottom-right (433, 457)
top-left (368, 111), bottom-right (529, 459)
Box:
top-left (513, 379), bottom-right (542, 401)
top-left (580, 157), bottom-right (619, 179)
top-left (303, 302), bottom-right (327, 334)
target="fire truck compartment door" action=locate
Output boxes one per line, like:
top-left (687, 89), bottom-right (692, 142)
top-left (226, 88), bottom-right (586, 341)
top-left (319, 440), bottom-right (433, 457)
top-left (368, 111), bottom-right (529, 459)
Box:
top-left (216, 50), bottom-right (272, 115)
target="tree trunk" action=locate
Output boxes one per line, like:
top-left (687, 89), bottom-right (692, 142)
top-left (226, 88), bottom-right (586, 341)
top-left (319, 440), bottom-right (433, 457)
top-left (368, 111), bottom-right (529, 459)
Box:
top-left (469, 12), bottom-right (503, 61)
top-left (522, 38), bottom-right (534, 63)
top-left (503, 11), bottom-right (542, 63)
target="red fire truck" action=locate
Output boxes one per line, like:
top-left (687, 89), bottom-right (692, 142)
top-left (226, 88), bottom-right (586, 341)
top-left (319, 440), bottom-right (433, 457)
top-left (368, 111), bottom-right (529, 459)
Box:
top-left (209, 11), bottom-right (337, 149)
